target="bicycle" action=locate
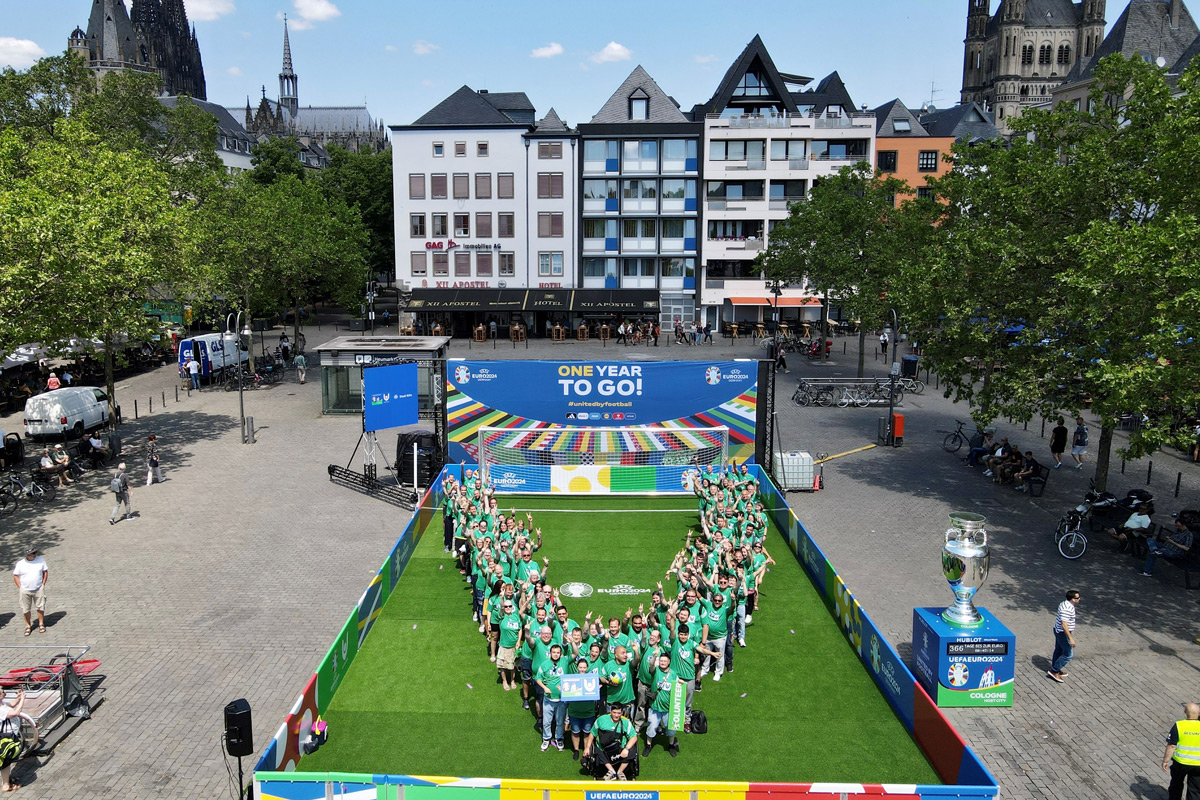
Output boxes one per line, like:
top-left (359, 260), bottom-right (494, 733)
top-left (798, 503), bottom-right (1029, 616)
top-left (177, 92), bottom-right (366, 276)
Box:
top-left (940, 420), bottom-right (976, 453)
top-left (4, 472), bottom-right (55, 504)
top-left (836, 386), bottom-right (871, 409)
top-left (898, 376), bottom-right (925, 395)
top-left (1054, 510), bottom-right (1088, 559)
top-left (868, 380), bottom-right (904, 405)
top-left (0, 487), bottom-right (17, 516)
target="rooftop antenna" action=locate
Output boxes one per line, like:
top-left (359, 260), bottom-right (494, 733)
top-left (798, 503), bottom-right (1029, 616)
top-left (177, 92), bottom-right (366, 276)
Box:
top-left (927, 80), bottom-right (942, 109)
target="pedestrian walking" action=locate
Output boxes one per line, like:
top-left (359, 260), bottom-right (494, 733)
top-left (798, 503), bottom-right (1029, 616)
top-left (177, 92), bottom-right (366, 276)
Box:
top-left (13, 546), bottom-right (47, 636)
top-left (280, 333), bottom-right (291, 362)
top-left (109, 463), bottom-right (133, 524)
top-left (1163, 702), bottom-right (1200, 800)
top-left (1047, 589), bottom-right (1080, 683)
top-left (186, 356), bottom-right (200, 390)
top-left (145, 434), bottom-right (163, 485)
top-left (296, 331), bottom-right (306, 355)
top-left (879, 331), bottom-right (889, 357)
top-left (774, 340), bottom-right (789, 373)
top-left (1050, 417), bottom-right (1068, 469)
top-left (294, 352), bottom-right (308, 384)
top-left (1070, 416), bottom-right (1089, 469)
top-left (382, 309), bottom-right (391, 327)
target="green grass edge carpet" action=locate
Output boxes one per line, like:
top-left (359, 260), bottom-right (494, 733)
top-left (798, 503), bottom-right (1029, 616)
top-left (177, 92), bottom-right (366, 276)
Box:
top-left (301, 495), bottom-right (940, 784)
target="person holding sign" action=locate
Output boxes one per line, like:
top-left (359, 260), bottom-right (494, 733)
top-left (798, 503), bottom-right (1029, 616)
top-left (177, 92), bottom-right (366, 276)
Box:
top-left (589, 704), bottom-right (638, 781)
top-left (567, 658), bottom-right (598, 761)
top-left (535, 644), bottom-right (567, 751)
top-left (643, 652), bottom-right (682, 758)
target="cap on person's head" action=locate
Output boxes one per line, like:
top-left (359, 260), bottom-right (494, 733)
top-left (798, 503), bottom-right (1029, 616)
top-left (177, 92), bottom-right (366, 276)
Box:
top-left (25, 546), bottom-right (39, 557)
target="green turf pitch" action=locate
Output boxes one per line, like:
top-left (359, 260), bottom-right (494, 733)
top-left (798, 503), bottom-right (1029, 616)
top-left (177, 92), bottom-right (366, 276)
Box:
top-left (300, 494), bottom-right (939, 783)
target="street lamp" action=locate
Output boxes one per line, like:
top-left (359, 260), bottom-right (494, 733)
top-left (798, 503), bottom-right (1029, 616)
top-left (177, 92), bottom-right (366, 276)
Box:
top-left (886, 307), bottom-right (899, 446)
top-left (226, 312), bottom-right (252, 444)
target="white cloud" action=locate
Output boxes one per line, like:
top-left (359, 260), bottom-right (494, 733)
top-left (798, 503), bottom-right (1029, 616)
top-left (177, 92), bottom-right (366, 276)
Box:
top-left (384, 44), bottom-right (397, 52)
top-left (412, 40), bottom-right (439, 55)
top-left (695, 54), bottom-right (717, 64)
top-left (278, 11), bottom-right (313, 30)
top-left (590, 41), bottom-right (631, 64)
top-left (0, 38), bottom-right (45, 70)
top-left (227, 66), bottom-right (243, 76)
top-left (530, 42), bottom-right (563, 59)
top-left (293, 0), bottom-right (341, 22)
top-left (186, 0), bottom-right (236, 22)
top-left (422, 79), bottom-right (435, 87)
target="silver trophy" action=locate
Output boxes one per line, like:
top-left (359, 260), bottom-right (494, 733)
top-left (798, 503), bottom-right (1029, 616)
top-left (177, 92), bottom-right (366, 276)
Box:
top-left (941, 512), bottom-right (989, 627)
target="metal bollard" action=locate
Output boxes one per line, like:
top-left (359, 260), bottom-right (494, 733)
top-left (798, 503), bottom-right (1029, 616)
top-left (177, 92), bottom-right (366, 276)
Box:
top-left (1177, 472), bottom-right (1183, 498)
top-left (149, 397), bottom-right (153, 413)
top-left (134, 399), bottom-right (138, 419)
top-left (162, 391), bottom-right (166, 406)
top-left (1121, 459), bottom-right (1125, 474)
top-left (1041, 418), bottom-right (1045, 438)
top-left (1147, 460), bottom-right (1153, 486)
top-left (175, 386), bottom-right (178, 403)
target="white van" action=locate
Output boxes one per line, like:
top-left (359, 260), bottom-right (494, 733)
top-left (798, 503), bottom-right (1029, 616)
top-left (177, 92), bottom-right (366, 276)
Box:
top-left (177, 334), bottom-right (248, 377)
top-left (23, 387), bottom-right (111, 440)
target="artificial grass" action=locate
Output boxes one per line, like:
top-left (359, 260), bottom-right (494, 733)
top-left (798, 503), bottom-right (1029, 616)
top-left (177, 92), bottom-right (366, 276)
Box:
top-left (300, 495), bottom-right (939, 784)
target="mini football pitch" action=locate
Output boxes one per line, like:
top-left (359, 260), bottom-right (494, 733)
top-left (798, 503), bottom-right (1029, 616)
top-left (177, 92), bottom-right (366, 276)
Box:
top-left (300, 494), bottom-right (940, 783)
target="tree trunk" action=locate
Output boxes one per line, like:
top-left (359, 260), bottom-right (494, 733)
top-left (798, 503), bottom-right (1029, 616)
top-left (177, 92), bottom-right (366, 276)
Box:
top-left (293, 303), bottom-right (301, 343)
top-left (104, 339), bottom-right (117, 426)
top-left (857, 328), bottom-right (866, 378)
top-left (820, 290), bottom-right (831, 364)
top-left (1094, 422), bottom-right (1114, 493)
top-left (247, 309), bottom-right (256, 374)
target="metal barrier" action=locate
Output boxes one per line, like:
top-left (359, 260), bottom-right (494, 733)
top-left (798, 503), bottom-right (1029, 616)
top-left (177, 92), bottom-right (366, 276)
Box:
top-left (326, 464), bottom-right (417, 509)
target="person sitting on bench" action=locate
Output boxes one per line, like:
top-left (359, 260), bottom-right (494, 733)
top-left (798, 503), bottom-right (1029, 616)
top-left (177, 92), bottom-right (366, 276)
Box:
top-left (1012, 451), bottom-right (1041, 493)
top-left (83, 434), bottom-right (110, 467)
top-left (1107, 505), bottom-right (1154, 551)
top-left (1140, 517), bottom-right (1193, 577)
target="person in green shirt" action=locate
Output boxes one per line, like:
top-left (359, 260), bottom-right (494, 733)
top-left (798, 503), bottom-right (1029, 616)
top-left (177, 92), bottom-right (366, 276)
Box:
top-left (604, 617), bottom-right (632, 662)
top-left (697, 591), bottom-right (730, 682)
top-left (440, 476), bottom-right (458, 553)
top-left (634, 629), bottom-right (664, 733)
top-left (552, 605), bottom-right (581, 644)
top-left (535, 644), bottom-right (567, 750)
top-left (588, 704), bottom-right (638, 781)
top-left (669, 622), bottom-right (718, 724)
top-left (644, 652), bottom-right (681, 758)
top-left (520, 608), bottom-right (551, 711)
top-left (602, 645), bottom-right (636, 714)
top-left (567, 657), bottom-right (599, 761)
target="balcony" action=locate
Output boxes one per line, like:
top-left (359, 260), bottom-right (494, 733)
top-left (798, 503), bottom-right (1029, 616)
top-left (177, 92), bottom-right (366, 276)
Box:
top-left (708, 236), bottom-right (765, 251)
top-left (725, 159), bottom-right (766, 171)
top-left (769, 196), bottom-right (805, 211)
top-left (706, 111), bottom-right (874, 130)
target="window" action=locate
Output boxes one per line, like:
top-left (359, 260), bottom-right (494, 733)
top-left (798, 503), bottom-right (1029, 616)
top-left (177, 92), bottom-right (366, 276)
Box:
top-left (499, 252), bottom-right (515, 276)
top-left (709, 140), bottom-right (765, 164)
top-left (918, 150), bottom-right (939, 172)
top-left (769, 140), bottom-right (804, 161)
top-left (538, 212), bottom-right (564, 237)
top-left (734, 70), bottom-right (770, 97)
top-left (410, 213), bottom-right (425, 237)
top-left (410, 252), bottom-right (427, 276)
top-left (660, 258), bottom-right (695, 277)
top-left (630, 97), bottom-right (648, 120)
top-left (431, 213), bottom-right (448, 237)
top-left (408, 173), bottom-right (425, 199)
top-left (916, 187), bottom-right (933, 200)
top-left (1039, 44), bottom-right (1052, 65)
top-left (769, 180), bottom-right (807, 201)
top-left (476, 252), bottom-right (493, 276)
top-left (477, 141), bottom-right (488, 157)
top-left (877, 150), bottom-right (898, 172)
top-left (538, 252), bottom-right (564, 277)
top-left (432, 252), bottom-right (449, 276)
top-left (497, 173), bottom-right (515, 199)
top-left (498, 212), bottom-right (515, 238)
top-left (622, 258), bottom-right (654, 277)
top-left (1021, 44), bottom-right (1034, 65)
top-left (476, 212), bottom-right (492, 238)
top-left (707, 219), bottom-right (762, 239)
top-left (454, 213), bottom-right (470, 237)
top-left (1058, 43), bottom-right (1071, 65)
top-left (454, 141), bottom-right (466, 156)
top-left (432, 142), bottom-right (444, 157)
top-left (661, 219), bottom-right (687, 239)
top-left (893, 118), bottom-right (912, 133)
top-left (622, 140), bottom-right (658, 172)
top-left (584, 258), bottom-right (616, 278)
top-left (584, 139), bottom-right (619, 172)
top-left (475, 173), bottom-right (491, 199)
top-left (537, 173), bottom-right (564, 199)
top-left (622, 179), bottom-right (657, 212)
top-left (455, 251), bottom-right (471, 277)
top-left (662, 139), bottom-right (697, 171)
top-left (538, 141), bottom-right (562, 159)
top-left (583, 180), bottom-right (618, 200)
top-left (583, 219), bottom-right (616, 240)
top-left (453, 173), bottom-right (469, 199)
top-left (431, 173), bottom-right (447, 199)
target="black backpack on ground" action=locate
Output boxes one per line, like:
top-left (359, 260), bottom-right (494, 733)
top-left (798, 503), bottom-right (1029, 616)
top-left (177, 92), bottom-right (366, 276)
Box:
top-left (689, 709), bottom-right (707, 734)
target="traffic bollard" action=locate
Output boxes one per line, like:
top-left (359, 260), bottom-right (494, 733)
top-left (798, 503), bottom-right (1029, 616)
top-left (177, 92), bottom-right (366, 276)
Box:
top-left (1147, 460), bottom-right (1153, 486)
top-left (134, 399), bottom-right (138, 419)
top-left (1177, 472), bottom-right (1182, 498)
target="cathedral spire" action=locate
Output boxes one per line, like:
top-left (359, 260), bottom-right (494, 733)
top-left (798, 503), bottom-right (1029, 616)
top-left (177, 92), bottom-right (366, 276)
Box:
top-left (279, 16), bottom-right (299, 115)
top-left (282, 16), bottom-right (295, 76)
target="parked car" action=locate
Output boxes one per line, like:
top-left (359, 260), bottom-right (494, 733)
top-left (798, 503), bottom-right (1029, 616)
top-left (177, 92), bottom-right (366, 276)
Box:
top-left (23, 386), bottom-right (112, 440)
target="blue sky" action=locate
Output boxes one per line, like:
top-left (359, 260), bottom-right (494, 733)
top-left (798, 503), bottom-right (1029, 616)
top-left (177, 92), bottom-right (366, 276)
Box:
top-left (2, 2), bottom-right (1035, 127)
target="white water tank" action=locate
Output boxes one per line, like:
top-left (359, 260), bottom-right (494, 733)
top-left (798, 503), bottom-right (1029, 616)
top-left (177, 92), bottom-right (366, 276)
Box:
top-left (773, 451), bottom-right (814, 490)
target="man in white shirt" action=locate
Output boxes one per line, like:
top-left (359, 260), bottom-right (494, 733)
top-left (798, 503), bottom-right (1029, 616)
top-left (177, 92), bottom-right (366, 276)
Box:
top-left (12, 547), bottom-right (47, 635)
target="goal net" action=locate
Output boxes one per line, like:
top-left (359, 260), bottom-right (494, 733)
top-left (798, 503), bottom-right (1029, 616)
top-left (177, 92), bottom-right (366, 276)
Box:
top-left (478, 426), bottom-right (729, 482)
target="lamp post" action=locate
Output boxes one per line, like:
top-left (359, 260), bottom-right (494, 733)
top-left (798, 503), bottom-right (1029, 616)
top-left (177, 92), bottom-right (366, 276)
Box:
top-left (886, 307), bottom-right (899, 446)
top-left (226, 312), bottom-right (251, 444)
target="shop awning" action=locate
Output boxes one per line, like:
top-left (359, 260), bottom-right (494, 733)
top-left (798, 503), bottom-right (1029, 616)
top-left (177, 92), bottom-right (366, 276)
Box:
top-left (572, 290), bottom-right (660, 316)
top-left (525, 290), bottom-right (572, 313)
top-left (729, 296), bottom-right (822, 307)
top-left (406, 289), bottom-right (528, 312)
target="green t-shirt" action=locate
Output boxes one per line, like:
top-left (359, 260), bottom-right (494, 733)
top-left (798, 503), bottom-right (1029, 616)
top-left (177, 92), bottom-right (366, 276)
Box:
top-left (520, 619), bottom-right (547, 659)
top-left (485, 593), bottom-right (505, 624)
top-left (670, 638), bottom-right (697, 681)
top-left (603, 660), bottom-right (635, 705)
top-left (594, 714), bottom-right (635, 746)
top-left (604, 631), bottom-right (632, 662)
top-left (552, 617), bottom-right (581, 644)
top-left (649, 667), bottom-right (680, 712)
top-left (528, 637), bottom-right (556, 670)
top-left (536, 658), bottom-right (566, 700)
top-left (498, 611), bottom-right (523, 649)
top-left (637, 644), bottom-right (664, 685)
top-left (699, 600), bottom-right (729, 639)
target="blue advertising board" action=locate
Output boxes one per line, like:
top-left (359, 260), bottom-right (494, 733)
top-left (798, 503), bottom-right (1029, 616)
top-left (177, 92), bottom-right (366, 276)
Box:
top-left (363, 363), bottom-right (418, 432)
top-left (913, 607), bottom-right (1015, 708)
top-left (560, 672), bottom-right (602, 701)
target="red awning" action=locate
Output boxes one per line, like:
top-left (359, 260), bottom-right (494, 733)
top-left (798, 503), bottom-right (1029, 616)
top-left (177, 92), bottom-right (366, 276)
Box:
top-left (728, 296), bottom-right (822, 307)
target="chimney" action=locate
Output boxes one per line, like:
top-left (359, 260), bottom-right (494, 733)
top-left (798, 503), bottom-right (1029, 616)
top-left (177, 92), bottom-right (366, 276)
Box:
top-left (1173, 0), bottom-right (1184, 27)
top-left (479, 89), bottom-right (489, 94)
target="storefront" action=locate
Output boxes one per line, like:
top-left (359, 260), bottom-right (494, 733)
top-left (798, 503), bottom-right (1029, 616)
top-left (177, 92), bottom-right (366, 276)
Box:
top-left (724, 295), bottom-right (823, 330)
top-left (404, 289), bottom-right (658, 338)
top-left (314, 336), bottom-right (451, 418)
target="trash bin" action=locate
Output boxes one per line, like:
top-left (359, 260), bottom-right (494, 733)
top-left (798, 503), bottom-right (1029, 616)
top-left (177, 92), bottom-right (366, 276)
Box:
top-left (901, 355), bottom-right (919, 378)
top-left (891, 412), bottom-right (905, 447)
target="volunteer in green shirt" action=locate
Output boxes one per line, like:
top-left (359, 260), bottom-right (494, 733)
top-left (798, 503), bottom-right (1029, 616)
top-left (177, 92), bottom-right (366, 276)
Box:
top-left (697, 591), bottom-right (730, 682)
top-left (535, 644), bottom-right (567, 751)
top-left (604, 617), bottom-right (632, 662)
top-left (441, 477), bottom-right (457, 553)
top-left (643, 652), bottom-right (681, 758)
top-left (567, 658), bottom-right (599, 761)
top-left (520, 609), bottom-right (551, 711)
top-left (496, 599), bottom-right (524, 692)
top-left (670, 622), bottom-right (717, 725)
top-left (602, 645), bottom-right (635, 715)
top-left (634, 629), bottom-right (664, 733)
top-left (589, 704), bottom-right (638, 781)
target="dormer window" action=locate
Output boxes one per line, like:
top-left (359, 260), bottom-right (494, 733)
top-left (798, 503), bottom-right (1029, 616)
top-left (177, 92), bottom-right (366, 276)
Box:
top-left (893, 118), bottom-right (912, 133)
top-left (629, 90), bottom-right (649, 121)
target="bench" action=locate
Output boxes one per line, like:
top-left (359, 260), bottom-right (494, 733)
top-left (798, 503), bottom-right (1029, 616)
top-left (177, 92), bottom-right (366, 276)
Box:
top-left (1152, 528), bottom-right (1200, 589)
top-left (1027, 463), bottom-right (1051, 497)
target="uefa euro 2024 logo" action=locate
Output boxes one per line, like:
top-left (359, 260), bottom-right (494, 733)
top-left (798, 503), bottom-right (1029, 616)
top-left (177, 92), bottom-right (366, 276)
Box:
top-left (454, 365), bottom-right (470, 384)
top-left (705, 366), bottom-right (722, 385)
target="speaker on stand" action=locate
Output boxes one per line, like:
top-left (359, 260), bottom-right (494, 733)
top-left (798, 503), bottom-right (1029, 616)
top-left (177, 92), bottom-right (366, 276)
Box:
top-left (224, 698), bottom-right (253, 799)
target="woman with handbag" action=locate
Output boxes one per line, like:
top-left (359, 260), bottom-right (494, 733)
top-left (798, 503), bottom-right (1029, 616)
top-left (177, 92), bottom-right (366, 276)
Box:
top-left (146, 434), bottom-right (163, 486)
top-left (0, 688), bottom-right (27, 792)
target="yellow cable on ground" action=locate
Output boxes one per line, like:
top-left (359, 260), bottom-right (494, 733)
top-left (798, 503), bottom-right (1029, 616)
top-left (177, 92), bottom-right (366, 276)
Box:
top-left (815, 444), bottom-right (877, 464)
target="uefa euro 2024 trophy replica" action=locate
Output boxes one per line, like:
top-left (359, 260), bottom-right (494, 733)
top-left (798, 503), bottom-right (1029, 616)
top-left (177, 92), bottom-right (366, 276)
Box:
top-left (941, 512), bottom-right (990, 627)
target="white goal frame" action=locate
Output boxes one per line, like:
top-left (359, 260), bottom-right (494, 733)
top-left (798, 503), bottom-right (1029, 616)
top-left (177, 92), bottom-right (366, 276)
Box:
top-left (477, 425), bottom-right (730, 484)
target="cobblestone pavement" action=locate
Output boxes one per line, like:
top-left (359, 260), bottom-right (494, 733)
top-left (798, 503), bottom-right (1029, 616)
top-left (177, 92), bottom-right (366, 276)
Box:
top-left (1, 323), bottom-right (1194, 798)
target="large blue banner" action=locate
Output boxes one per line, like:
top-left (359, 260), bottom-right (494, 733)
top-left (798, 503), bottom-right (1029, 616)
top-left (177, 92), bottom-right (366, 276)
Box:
top-left (363, 363), bottom-right (418, 432)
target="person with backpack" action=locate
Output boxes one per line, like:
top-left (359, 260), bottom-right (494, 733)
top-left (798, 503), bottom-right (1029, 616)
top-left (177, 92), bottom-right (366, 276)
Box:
top-left (0, 688), bottom-right (27, 791)
top-left (588, 704), bottom-right (638, 781)
top-left (109, 463), bottom-right (133, 525)
top-left (1070, 416), bottom-right (1089, 470)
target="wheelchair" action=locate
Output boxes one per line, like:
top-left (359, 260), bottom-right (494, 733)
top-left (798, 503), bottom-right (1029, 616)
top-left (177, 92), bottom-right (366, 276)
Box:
top-left (581, 739), bottom-right (641, 781)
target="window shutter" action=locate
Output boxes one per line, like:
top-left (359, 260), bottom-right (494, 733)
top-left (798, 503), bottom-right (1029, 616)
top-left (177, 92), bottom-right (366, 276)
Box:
top-left (499, 213), bottom-right (514, 238)
top-left (475, 173), bottom-right (491, 199)
top-left (409, 174), bottom-right (425, 199)
top-left (498, 173), bottom-right (514, 198)
top-left (410, 252), bottom-right (427, 274)
top-left (538, 213), bottom-right (550, 237)
top-left (455, 252), bottom-right (471, 276)
top-left (550, 213), bottom-right (563, 237)
top-left (453, 173), bottom-right (469, 199)
top-left (431, 174), bottom-right (447, 198)
top-left (476, 213), bottom-right (492, 238)
top-left (476, 252), bottom-right (492, 276)
top-left (538, 173), bottom-right (550, 198)
top-left (550, 173), bottom-right (563, 198)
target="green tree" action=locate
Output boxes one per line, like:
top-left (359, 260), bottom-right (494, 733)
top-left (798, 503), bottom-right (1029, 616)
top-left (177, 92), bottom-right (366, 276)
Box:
top-left (248, 136), bottom-right (306, 185)
top-left (902, 55), bottom-right (1200, 489)
top-left (319, 145), bottom-right (394, 286)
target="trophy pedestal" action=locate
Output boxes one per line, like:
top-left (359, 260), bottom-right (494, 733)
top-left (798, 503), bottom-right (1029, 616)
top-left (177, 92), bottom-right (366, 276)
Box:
top-left (913, 607), bottom-right (1015, 708)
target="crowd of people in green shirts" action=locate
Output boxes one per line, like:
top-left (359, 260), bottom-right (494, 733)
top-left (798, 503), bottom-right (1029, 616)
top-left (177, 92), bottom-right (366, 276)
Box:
top-left (440, 463), bottom-right (775, 780)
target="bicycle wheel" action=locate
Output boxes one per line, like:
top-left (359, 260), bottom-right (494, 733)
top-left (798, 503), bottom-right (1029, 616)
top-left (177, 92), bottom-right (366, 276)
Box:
top-left (891, 386), bottom-right (905, 405)
top-left (1059, 531), bottom-right (1088, 560)
top-left (0, 490), bottom-right (16, 517)
top-left (793, 390), bottom-right (811, 407)
top-left (942, 432), bottom-right (965, 453)
top-left (16, 712), bottom-right (37, 758)
top-left (816, 389), bottom-right (835, 407)
top-left (854, 390), bottom-right (870, 409)
top-left (910, 379), bottom-right (925, 395)
top-left (27, 482), bottom-right (52, 503)
top-left (837, 392), bottom-right (852, 409)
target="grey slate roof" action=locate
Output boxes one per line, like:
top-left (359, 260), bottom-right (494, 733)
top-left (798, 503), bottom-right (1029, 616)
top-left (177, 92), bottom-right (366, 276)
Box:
top-left (872, 99), bottom-right (930, 137)
top-left (411, 85), bottom-right (527, 126)
top-left (291, 106), bottom-right (377, 134)
top-left (1080, 0), bottom-right (1200, 80)
top-left (789, 71), bottom-right (856, 115)
top-left (695, 35), bottom-right (799, 116)
top-left (479, 91), bottom-right (536, 124)
top-left (589, 66), bottom-right (690, 124)
top-left (1024, 0), bottom-right (1083, 26)
top-left (161, 96), bottom-right (254, 143)
top-left (533, 108), bottom-right (569, 133)
top-left (918, 102), bottom-right (1002, 142)
top-left (1172, 32), bottom-right (1200, 72)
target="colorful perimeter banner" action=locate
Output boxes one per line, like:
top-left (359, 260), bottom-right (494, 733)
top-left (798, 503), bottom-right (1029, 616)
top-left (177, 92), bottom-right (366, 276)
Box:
top-left (445, 360), bottom-right (759, 465)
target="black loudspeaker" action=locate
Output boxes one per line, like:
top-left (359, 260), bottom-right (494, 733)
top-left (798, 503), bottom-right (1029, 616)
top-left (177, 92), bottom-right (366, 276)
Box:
top-left (224, 698), bottom-right (253, 757)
